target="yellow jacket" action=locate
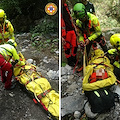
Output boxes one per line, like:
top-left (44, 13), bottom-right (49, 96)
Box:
top-left (0, 20), bottom-right (15, 44)
top-left (108, 49), bottom-right (120, 68)
top-left (0, 44), bottom-right (25, 66)
top-left (76, 12), bottom-right (102, 41)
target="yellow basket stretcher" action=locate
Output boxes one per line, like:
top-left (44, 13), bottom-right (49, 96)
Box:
top-left (13, 52), bottom-right (59, 120)
top-left (82, 49), bottom-right (117, 91)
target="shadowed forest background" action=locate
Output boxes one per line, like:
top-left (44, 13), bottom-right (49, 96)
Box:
top-left (0, 0), bottom-right (58, 34)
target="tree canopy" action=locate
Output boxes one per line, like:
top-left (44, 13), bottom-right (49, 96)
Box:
top-left (0, 0), bottom-right (58, 33)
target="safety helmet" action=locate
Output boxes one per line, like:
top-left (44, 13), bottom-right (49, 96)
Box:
top-left (73, 3), bottom-right (86, 19)
top-left (110, 34), bottom-right (120, 51)
top-left (7, 39), bottom-right (17, 48)
top-left (0, 9), bottom-right (6, 18)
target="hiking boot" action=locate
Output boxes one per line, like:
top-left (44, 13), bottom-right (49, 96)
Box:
top-left (68, 62), bottom-right (75, 67)
top-left (71, 56), bottom-right (77, 64)
top-left (67, 57), bottom-right (75, 67)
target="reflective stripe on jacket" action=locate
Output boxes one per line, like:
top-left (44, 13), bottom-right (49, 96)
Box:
top-left (0, 44), bottom-right (19, 62)
top-left (0, 20), bottom-right (15, 44)
top-left (114, 61), bottom-right (120, 68)
top-left (108, 49), bottom-right (120, 68)
top-left (76, 12), bottom-right (102, 41)
top-left (0, 44), bottom-right (25, 66)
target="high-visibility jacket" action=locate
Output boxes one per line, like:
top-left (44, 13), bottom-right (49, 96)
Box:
top-left (108, 49), bottom-right (120, 68)
top-left (0, 44), bottom-right (25, 66)
top-left (61, 3), bottom-right (74, 38)
top-left (0, 20), bottom-right (15, 44)
top-left (76, 12), bottom-right (102, 42)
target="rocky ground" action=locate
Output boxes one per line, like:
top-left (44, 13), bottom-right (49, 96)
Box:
top-left (0, 33), bottom-right (59, 120)
top-left (61, 28), bottom-right (120, 120)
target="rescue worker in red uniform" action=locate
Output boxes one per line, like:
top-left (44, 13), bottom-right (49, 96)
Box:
top-left (0, 9), bottom-right (15, 44)
top-left (61, 0), bottom-right (78, 66)
top-left (0, 39), bottom-right (25, 90)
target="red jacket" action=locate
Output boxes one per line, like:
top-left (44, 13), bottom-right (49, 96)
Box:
top-left (61, 3), bottom-right (74, 38)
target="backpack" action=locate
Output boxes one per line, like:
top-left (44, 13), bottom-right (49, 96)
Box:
top-left (85, 88), bottom-right (119, 113)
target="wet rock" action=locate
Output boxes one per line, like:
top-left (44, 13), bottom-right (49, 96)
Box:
top-left (32, 35), bottom-right (43, 41)
top-left (84, 102), bottom-right (98, 118)
top-left (66, 82), bottom-right (79, 94)
top-left (106, 31), bottom-right (115, 37)
top-left (9, 93), bottom-right (14, 97)
top-left (54, 50), bottom-right (59, 54)
top-left (114, 85), bottom-right (120, 96)
top-left (61, 67), bottom-right (68, 76)
top-left (26, 59), bottom-right (34, 64)
top-left (74, 111), bottom-right (81, 119)
top-left (21, 48), bottom-right (26, 52)
top-left (43, 56), bottom-right (51, 63)
top-left (47, 70), bottom-right (59, 80)
top-left (61, 78), bottom-right (68, 83)
top-left (61, 94), bottom-right (85, 117)
top-left (15, 33), bottom-right (32, 40)
top-left (65, 64), bottom-right (72, 71)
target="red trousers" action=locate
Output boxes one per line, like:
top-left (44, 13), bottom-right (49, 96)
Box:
top-left (0, 54), bottom-right (12, 89)
top-left (63, 30), bottom-right (77, 58)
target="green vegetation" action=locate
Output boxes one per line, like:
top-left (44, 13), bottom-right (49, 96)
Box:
top-left (93, 0), bottom-right (120, 30)
top-left (0, 0), bottom-right (58, 33)
top-left (62, 62), bottom-right (67, 67)
top-left (30, 14), bottom-right (58, 35)
top-left (68, 0), bottom-right (120, 30)
top-left (0, 0), bottom-right (59, 52)
top-left (31, 32), bottom-right (59, 53)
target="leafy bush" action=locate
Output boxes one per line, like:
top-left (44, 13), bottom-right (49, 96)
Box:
top-left (0, 0), bottom-right (58, 32)
top-left (30, 14), bottom-right (58, 35)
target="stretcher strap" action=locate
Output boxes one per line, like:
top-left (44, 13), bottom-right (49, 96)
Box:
top-left (25, 78), bottom-right (32, 86)
top-left (37, 88), bottom-right (53, 100)
top-left (90, 62), bottom-right (109, 68)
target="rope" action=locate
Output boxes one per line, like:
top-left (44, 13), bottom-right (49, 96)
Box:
top-left (83, 46), bottom-right (86, 77)
top-left (73, 43), bottom-right (82, 74)
top-left (98, 36), bottom-right (106, 46)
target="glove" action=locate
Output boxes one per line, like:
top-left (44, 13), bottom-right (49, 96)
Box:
top-left (79, 41), bottom-right (85, 51)
top-left (62, 37), bottom-right (66, 45)
top-left (11, 60), bottom-right (18, 67)
top-left (17, 61), bottom-right (25, 66)
top-left (85, 39), bottom-right (90, 45)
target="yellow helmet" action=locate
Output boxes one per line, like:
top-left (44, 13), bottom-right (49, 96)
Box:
top-left (7, 39), bottom-right (17, 48)
top-left (0, 9), bottom-right (6, 18)
top-left (110, 34), bottom-right (120, 51)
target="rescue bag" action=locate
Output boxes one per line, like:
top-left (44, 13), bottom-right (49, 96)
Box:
top-left (85, 88), bottom-right (117, 113)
